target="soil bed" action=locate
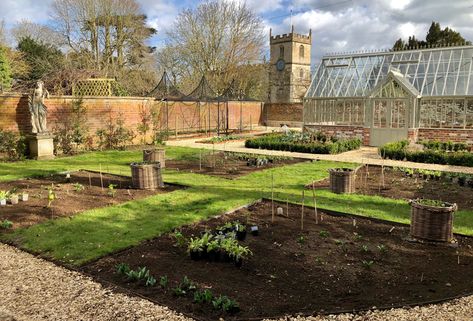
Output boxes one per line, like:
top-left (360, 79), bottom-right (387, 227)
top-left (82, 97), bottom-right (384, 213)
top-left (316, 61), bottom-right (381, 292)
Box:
top-left (83, 200), bottom-right (473, 320)
top-left (0, 170), bottom-right (182, 230)
top-left (307, 165), bottom-right (473, 211)
top-left (166, 151), bottom-right (306, 179)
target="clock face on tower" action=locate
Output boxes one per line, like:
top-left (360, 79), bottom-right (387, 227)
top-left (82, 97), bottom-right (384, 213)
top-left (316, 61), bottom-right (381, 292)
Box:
top-left (276, 59), bottom-right (285, 71)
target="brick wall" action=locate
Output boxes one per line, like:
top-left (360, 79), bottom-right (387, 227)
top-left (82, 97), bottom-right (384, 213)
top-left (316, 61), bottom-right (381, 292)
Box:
top-left (418, 128), bottom-right (473, 144)
top-left (263, 103), bottom-right (303, 127)
top-left (0, 94), bottom-right (263, 144)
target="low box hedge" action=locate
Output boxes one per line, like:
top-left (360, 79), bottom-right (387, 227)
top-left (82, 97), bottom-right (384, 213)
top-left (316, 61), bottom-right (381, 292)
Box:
top-left (379, 140), bottom-right (473, 167)
top-left (245, 134), bottom-right (361, 155)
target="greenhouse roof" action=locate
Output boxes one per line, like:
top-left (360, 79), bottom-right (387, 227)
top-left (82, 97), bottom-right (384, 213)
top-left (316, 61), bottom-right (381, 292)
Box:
top-left (306, 45), bottom-right (473, 98)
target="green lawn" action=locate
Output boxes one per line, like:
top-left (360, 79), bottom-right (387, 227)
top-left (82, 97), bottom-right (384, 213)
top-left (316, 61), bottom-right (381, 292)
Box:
top-left (2, 146), bottom-right (473, 266)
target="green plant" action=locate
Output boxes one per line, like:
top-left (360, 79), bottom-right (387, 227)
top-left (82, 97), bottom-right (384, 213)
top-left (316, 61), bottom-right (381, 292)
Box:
top-left (188, 237), bottom-right (204, 254)
top-left (194, 289), bottom-right (214, 304)
top-left (415, 199), bottom-right (450, 207)
top-left (47, 185), bottom-right (56, 207)
top-left (159, 275), bottom-right (168, 288)
top-left (173, 286), bottom-right (186, 296)
top-left (145, 275), bottom-right (156, 287)
top-left (206, 240), bottom-right (221, 252)
top-left (353, 232), bottom-right (363, 241)
top-left (73, 183), bottom-right (85, 192)
top-left (96, 109), bottom-right (136, 150)
top-left (315, 256), bottom-right (325, 265)
top-left (212, 295), bottom-right (240, 313)
top-left (172, 230), bottom-right (187, 248)
top-left (361, 260), bottom-right (374, 269)
top-left (180, 276), bottom-right (196, 292)
top-left (0, 130), bottom-right (27, 161)
top-left (108, 184), bottom-right (117, 197)
top-left (1, 220), bottom-right (13, 229)
top-left (297, 235), bottom-right (305, 245)
top-left (360, 244), bottom-right (369, 253)
top-left (319, 230), bottom-right (330, 238)
top-left (229, 245), bottom-right (253, 261)
top-left (0, 190), bottom-right (8, 200)
top-left (377, 244), bottom-right (388, 254)
top-left (116, 263), bottom-right (131, 275)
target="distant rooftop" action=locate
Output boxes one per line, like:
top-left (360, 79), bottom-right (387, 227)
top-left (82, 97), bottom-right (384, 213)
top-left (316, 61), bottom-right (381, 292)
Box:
top-left (306, 45), bottom-right (473, 98)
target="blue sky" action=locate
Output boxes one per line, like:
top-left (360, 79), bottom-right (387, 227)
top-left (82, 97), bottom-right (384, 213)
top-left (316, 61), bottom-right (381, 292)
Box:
top-left (1, 0), bottom-right (473, 65)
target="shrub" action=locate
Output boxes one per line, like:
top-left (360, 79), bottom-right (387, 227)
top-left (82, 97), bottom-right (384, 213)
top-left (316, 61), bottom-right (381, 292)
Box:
top-left (245, 133), bottom-right (361, 154)
top-left (96, 110), bottom-right (135, 150)
top-left (0, 130), bottom-right (27, 161)
top-left (421, 140), bottom-right (469, 152)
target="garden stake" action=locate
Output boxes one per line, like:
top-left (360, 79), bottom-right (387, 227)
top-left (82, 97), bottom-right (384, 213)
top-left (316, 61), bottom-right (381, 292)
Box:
top-left (389, 226), bottom-right (395, 233)
top-left (88, 172), bottom-right (92, 188)
top-left (301, 190), bottom-right (305, 231)
top-left (312, 182), bottom-right (318, 224)
top-left (199, 150), bottom-right (202, 171)
top-left (99, 164), bottom-right (104, 191)
top-left (286, 198), bottom-right (289, 218)
top-left (353, 218), bottom-right (356, 227)
top-left (271, 173), bottom-right (275, 223)
top-left (420, 273), bottom-right (424, 282)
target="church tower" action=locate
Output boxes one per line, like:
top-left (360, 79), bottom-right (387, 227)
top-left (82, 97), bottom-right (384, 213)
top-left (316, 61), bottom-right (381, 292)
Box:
top-left (269, 26), bottom-right (312, 103)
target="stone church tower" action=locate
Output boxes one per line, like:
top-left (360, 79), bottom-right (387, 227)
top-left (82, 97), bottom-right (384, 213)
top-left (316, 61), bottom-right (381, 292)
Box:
top-left (269, 26), bottom-right (312, 103)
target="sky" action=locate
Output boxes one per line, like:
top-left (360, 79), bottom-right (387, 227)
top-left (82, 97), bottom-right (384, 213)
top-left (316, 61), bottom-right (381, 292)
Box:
top-left (1, 0), bottom-right (473, 66)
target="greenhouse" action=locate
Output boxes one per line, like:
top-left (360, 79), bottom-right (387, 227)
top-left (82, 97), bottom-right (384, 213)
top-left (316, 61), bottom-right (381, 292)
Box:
top-left (303, 45), bottom-right (473, 146)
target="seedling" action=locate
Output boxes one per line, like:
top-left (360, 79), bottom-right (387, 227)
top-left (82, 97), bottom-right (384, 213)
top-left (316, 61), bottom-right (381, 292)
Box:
top-left (194, 289), bottom-right (214, 304)
top-left (319, 230), bottom-right (330, 238)
top-left (0, 220), bottom-right (13, 229)
top-left (108, 184), bottom-right (117, 197)
top-left (172, 230), bottom-right (187, 248)
top-left (47, 185), bottom-right (56, 208)
top-left (377, 244), bottom-right (388, 254)
top-left (116, 263), bottom-right (131, 275)
top-left (212, 295), bottom-right (240, 313)
top-left (315, 256), bottom-right (325, 265)
top-left (353, 232), bottom-right (363, 241)
top-left (145, 275), bottom-right (156, 287)
top-left (173, 286), bottom-right (186, 296)
top-left (159, 275), bottom-right (168, 288)
top-left (73, 183), bottom-right (85, 192)
top-left (361, 260), bottom-right (374, 269)
top-left (360, 245), bottom-right (369, 253)
top-left (180, 276), bottom-right (196, 292)
top-left (296, 235), bottom-right (305, 245)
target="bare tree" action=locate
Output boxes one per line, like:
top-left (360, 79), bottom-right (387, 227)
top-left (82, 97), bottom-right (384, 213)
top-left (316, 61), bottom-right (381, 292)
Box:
top-left (11, 20), bottom-right (65, 47)
top-left (163, 0), bottom-right (265, 93)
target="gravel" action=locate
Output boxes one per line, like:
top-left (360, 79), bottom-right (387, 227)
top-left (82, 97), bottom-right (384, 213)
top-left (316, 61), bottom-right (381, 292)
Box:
top-left (2, 242), bottom-right (473, 321)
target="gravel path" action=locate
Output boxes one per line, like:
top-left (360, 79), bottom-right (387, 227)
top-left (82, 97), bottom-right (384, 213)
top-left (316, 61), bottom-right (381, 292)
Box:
top-left (2, 241), bottom-right (473, 321)
top-left (0, 243), bottom-right (191, 321)
top-left (167, 138), bottom-right (473, 174)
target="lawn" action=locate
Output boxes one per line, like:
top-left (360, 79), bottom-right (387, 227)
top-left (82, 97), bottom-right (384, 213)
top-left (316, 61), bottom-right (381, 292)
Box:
top-left (2, 146), bottom-right (473, 265)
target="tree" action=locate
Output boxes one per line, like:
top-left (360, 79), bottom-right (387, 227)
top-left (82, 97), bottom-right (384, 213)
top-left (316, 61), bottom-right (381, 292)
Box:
top-left (11, 20), bottom-right (65, 47)
top-left (162, 0), bottom-right (265, 94)
top-left (393, 21), bottom-right (471, 50)
top-left (17, 37), bottom-right (64, 84)
top-left (0, 46), bottom-right (12, 90)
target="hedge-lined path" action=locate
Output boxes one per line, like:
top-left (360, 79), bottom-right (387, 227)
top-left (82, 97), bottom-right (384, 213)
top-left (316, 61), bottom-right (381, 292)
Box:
top-left (2, 239), bottom-right (473, 321)
top-left (167, 138), bottom-right (473, 174)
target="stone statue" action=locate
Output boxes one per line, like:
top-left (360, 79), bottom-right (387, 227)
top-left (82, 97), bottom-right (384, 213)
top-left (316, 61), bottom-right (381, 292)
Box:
top-left (29, 80), bottom-right (50, 134)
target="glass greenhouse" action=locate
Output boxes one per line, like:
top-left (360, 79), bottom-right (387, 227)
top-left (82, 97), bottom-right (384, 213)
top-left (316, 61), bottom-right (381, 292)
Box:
top-left (303, 45), bottom-right (473, 146)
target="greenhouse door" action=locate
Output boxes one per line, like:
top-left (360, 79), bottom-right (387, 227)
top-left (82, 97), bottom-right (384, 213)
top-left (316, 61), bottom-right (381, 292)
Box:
top-left (370, 99), bottom-right (408, 146)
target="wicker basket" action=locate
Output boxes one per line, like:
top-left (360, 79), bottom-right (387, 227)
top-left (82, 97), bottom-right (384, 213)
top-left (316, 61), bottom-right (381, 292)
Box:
top-left (329, 168), bottom-right (355, 194)
top-left (409, 200), bottom-right (457, 242)
top-left (131, 162), bottom-right (164, 190)
top-left (143, 148), bottom-right (165, 168)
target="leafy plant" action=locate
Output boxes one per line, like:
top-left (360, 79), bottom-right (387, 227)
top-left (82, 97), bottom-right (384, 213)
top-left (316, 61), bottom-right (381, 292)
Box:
top-left (297, 235), bottom-right (305, 245)
top-left (319, 230), bottom-right (330, 238)
top-left (116, 263), bottom-right (131, 275)
top-left (172, 230), bottom-right (187, 248)
top-left (361, 260), bottom-right (374, 269)
top-left (315, 256), bottom-right (325, 265)
top-left (145, 275), bottom-right (156, 287)
top-left (377, 244), bottom-right (388, 254)
top-left (212, 295), bottom-right (240, 313)
top-left (229, 245), bottom-right (253, 261)
top-left (194, 289), bottom-right (214, 304)
top-left (108, 184), bottom-right (117, 197)
top-left (353, 232), bottom-right (363, 241)
top-left (73, 183), bottom-right (84, 192)
top-left (0, 220), bottom-right (13, 229)
top-left (0, 129), bottom-right (27, 161)
top-left (173, 286), bottom-right (186, 296)
top-left (159, 275), bottom-right (168, 288)
top-left (0, 190), bottom-right (9, 200)
top-left (188, 237), bottom-right (204, 253)
top-left (47, 184), bottom-right (56, 207)
top-left (360, 245), bottom-right (369, 253)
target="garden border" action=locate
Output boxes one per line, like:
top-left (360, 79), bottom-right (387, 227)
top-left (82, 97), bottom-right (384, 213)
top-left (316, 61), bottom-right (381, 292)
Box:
top-left (3, 198), bottom-right (473, 321)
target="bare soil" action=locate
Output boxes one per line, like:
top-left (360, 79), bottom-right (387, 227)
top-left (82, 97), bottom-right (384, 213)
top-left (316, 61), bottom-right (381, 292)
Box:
top-left (82, 200), bottom-right (473, 321)
top-left (0, 171), bottom-right (182, 230)
top-left (166, 152), bottom-right (306, 179)
top-left (307, 165), bottom-right (473, 211)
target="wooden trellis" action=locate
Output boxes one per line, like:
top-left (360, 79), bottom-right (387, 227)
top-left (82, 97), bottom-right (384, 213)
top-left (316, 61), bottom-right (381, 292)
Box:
top-left (72, 78), bottom-right (127, 97)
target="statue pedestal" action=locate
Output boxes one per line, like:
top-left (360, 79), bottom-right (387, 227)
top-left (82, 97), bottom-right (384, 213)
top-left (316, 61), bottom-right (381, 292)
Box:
top-left (28, 133), bottom-right (54, 160)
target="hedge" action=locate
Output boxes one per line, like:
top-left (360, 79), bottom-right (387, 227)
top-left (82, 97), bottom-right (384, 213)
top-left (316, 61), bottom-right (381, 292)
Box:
top-left (245, 134), bottom-right (362, 155)
top-left (379, 140), bottom-right (473, 167)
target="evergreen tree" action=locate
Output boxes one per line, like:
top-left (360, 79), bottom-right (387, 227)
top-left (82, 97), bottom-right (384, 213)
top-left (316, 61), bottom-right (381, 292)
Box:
top-left (0, 46), bottom-right (12, 90)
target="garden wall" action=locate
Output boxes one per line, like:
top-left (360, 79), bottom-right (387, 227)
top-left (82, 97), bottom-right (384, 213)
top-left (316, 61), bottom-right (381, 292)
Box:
top-left (0, 94), bottom-right (263, 144)
top-left (304, 125), bottom-right (365, 140)
top-left (263, 103), bottom-right (303, 127)
top-left (418, 128), bottom-right (473, 145)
